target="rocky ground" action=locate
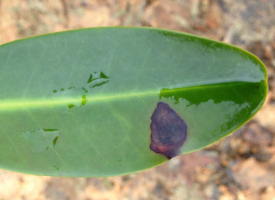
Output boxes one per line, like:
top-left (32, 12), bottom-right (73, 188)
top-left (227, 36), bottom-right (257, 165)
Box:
top-left (0, 0), bottom-right (275, 199)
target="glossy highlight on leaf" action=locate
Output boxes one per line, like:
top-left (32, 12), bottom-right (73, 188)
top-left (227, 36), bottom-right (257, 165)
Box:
top-left (0, 27), bottom-right (268, 177)
top-left (150, 102), bottom-right (187, 159)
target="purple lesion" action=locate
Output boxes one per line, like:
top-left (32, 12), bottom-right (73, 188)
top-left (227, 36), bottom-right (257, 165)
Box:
top-left (150, 102), bottom-right (187, 159)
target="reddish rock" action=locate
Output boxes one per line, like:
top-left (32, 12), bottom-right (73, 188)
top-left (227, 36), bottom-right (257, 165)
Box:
top-left (232, 157), bottom-right (275, 191)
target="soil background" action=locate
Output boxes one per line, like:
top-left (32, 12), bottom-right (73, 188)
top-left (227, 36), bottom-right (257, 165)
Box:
top-left (0, 0), bottom-right (275, 200)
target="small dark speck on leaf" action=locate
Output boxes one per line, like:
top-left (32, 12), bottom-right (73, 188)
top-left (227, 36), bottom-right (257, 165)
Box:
top-left (150, 102), bottom-right (187, 159)
top-left (100, 72), bottom-right (109, 79)
top-left (53, 136), bottom-right (58, 147)
top-left (82, 87), bottom-right (88, 93)
top-left (81, 95), bottom-right (87, 105)
top-left (68, 104), bottom-right (75, 109)
top-left (44, 129), bottom-right (58, 131)
top-left (54, 165), bottom-right (60, 170)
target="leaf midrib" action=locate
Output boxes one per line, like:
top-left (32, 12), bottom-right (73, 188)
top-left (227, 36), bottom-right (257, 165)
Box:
top-left (0, 81), bottom-right (256, 111)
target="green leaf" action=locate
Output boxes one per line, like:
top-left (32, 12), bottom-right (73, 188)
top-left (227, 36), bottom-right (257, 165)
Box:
top-left (0, 27), bottom-right (267, 177)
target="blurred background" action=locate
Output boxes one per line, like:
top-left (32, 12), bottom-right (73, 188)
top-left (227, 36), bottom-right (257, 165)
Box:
top-left (0, 0), bottom-right (275, 199)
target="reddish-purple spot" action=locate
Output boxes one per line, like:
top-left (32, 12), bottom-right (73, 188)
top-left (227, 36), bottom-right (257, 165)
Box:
top-left (150, 102), bottom-right (187, 159)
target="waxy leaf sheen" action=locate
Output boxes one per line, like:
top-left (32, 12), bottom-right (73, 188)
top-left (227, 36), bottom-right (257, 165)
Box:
top-left (0, 27), bottom-right (268, 177)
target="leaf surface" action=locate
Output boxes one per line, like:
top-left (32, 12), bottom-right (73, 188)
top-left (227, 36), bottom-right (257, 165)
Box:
top-left (0, 27), bottom-right (267, 177)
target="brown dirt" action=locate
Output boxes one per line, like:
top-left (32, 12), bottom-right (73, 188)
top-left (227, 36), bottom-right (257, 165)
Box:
top-left (0, 0), bottom-right (275, 199)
